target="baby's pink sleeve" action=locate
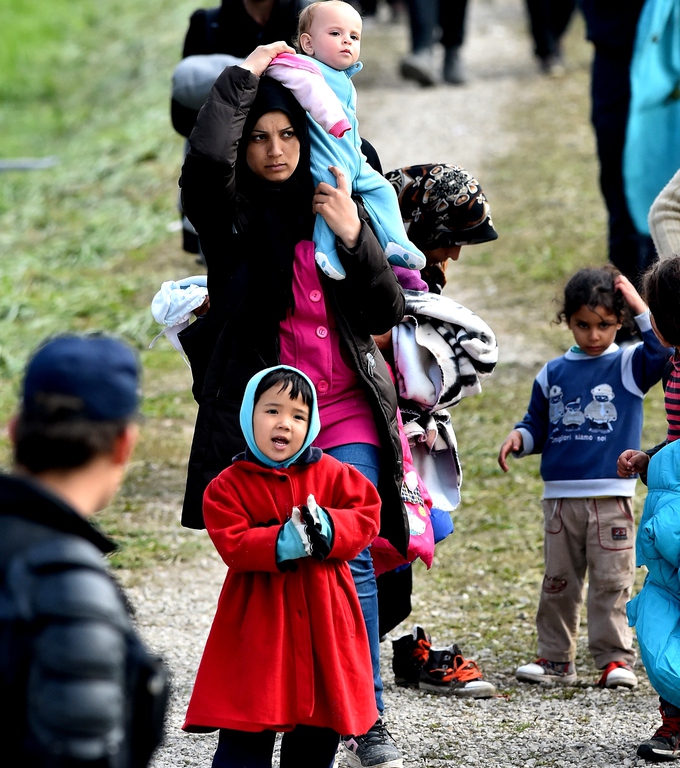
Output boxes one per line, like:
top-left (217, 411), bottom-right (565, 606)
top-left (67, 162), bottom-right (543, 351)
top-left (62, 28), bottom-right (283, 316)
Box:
top-left (266, 53), bottom-right (351, 138)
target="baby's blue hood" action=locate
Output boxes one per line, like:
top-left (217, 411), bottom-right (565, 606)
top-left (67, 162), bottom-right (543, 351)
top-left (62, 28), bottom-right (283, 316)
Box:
top-left (239, 365), bottom-right (320, 469)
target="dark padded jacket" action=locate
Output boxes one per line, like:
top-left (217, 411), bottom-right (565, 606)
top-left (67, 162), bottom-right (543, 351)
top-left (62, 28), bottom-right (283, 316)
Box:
top-left (0, 474), bottom-right (168, 768)
top-left (178, 65), bottom-right (409, 556)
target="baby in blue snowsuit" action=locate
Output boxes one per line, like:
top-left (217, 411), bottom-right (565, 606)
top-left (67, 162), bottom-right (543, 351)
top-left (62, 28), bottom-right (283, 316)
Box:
top-left (267, 0), bottom-right (425, 280)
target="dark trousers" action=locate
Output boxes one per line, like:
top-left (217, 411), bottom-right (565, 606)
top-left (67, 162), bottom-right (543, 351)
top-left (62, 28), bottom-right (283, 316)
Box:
top-left (212, 726), bottom-right (339, 768)
top-left (405, 0), bottom-right (469, 52)
top-left (525, 0), bottom-right (577, 58)
top-left (590, 45), bottom-right (655, 283)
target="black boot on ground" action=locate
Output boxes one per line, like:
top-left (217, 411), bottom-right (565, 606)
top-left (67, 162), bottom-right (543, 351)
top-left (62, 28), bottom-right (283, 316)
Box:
top-left (391, 624), bottom-right (431, 687)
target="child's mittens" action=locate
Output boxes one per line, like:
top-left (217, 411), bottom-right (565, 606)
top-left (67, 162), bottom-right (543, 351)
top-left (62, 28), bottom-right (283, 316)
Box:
top-left (299, 494), bottom-right (334, 561)
top-left (275, 496), bottom-right (334, 565)
top-left (276, 510), bottom-right (310, 564)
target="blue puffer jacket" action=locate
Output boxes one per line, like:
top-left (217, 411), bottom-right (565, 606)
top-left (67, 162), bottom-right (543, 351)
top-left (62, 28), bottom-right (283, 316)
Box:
top-left (628, 438), bottom-right (680, 708)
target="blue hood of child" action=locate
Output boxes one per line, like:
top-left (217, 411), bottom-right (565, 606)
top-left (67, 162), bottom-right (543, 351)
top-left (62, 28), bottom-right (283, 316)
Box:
top-left (239, 365), bottom-right (321, 469)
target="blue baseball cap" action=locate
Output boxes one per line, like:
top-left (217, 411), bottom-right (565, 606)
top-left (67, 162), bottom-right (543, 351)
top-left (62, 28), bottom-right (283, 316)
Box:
top-left (23, 335), bottom-right (141, 421)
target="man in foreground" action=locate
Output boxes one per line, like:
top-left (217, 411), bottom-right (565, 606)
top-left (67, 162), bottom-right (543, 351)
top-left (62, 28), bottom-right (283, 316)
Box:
top-left (0, 334), bottom-right (168, 767)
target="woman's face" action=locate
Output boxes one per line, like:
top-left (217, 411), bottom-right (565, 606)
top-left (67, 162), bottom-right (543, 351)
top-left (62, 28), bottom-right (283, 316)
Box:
top-left (246, 110), bottom-right (300, 183)
top-left (423, 245), bottom-right (462, 264)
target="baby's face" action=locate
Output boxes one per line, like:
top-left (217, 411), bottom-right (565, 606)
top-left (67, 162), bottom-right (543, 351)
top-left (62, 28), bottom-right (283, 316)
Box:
top-left (300, 3), bottom-right (361, 70)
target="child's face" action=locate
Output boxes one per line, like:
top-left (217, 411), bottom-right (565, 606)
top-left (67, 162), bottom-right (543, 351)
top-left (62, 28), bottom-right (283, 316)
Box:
top-left (300, 3), bottom-right (362, 70)
top-left (252, 383), bottom-right (310, 462)
top-left (567, 304), bottom-right (622, 356)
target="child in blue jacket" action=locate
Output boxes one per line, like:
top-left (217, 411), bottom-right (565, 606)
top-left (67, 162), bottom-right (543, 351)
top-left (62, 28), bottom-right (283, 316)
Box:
top-left (498, 265), bottom-right (669, 688)
top-left (618, 256), bottom-right (680, 762)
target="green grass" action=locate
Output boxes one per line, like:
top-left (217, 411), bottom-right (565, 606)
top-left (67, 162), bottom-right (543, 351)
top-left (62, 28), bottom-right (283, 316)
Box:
top-left (0, 0), bottom-right (209, 566)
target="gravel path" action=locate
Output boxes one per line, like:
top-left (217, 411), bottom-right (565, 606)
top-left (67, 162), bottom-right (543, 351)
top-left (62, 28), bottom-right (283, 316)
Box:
top-left (125, 1), bottom-right (664, 765)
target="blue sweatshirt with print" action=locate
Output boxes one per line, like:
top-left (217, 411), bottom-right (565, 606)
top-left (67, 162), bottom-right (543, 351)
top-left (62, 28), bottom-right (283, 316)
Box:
top-left (515, 311), bottom-right (670, 498)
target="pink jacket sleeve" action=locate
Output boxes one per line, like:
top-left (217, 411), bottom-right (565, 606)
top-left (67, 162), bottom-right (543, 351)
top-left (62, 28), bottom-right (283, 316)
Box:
top-left (266, 53), bottom-right (351, 138)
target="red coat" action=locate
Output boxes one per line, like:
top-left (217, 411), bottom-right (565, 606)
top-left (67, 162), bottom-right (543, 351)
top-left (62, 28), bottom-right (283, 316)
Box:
top-left (183, 452), bottom-right (380, 735)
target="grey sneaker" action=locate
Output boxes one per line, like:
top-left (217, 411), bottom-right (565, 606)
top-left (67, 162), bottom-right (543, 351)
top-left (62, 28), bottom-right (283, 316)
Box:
top-left (443, 46), bottom-right (466, 85)
top-left (399, 49), bottom-right (437, 87)
top-left (515, 658), bottom-right (577, 685)
top-left (342, 719), bottom-right (403, 768)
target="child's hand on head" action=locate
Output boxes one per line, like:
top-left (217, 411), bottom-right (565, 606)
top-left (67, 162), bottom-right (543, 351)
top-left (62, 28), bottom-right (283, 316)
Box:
top-left (614, 274), bottom-right (648, 317)
top-left (616, 449), bottom-right (650, 478)
top-left (498, 430), bottom-right (523, 472)
top-left (240, 42), bottom-right (296, 77)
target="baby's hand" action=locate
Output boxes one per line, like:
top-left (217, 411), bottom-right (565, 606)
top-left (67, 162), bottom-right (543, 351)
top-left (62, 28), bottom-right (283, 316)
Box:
top-left (616, 449), bottom-right (649, 478)
top-left (614, 274), bottom-right (648, 317)
top-left (498, 430), bottom-right (523, 473)
top-left (240, 42), bottom-right (296, 77)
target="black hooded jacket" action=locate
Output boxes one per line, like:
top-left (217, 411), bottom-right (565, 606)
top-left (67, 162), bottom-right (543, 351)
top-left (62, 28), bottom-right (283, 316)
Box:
top-left (0, 474), bottom-right (168, 767)
top-left (178, 65), bottom-right (409, 555)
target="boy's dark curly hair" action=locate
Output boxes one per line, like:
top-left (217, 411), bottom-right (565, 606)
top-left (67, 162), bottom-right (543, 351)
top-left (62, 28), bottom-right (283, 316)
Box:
top-left (556, 265), bottom-right (630, 327)
top-left (642, 255), bottom-right (680, 346)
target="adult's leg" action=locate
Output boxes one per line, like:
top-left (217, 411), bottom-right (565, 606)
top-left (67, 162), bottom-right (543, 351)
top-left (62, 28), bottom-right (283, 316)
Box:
top-left (280, 725), bottom-right (339, 768)
top-left (585, 497), bottom-right (635, 668)
top-left (591, 46), bottom-right (655, 283)
top-left (439, 0), bottom-right (469, 50)
top-left (400, 0), bottom-right (438, 86)
top-left (536, 499), bottom-right (588, 662)
top-left (549, 0), bottom-right (576, 46)
top-left (325, 443), bottom-right (384, 714)
top-left (524, 0), bottom-right (552, 59)
top-left (212, 729), bottom-right (277, 768)
top-left (439, 0), bottom-right (469, 84)
top-left (403, 0), bottom-right (437, 52)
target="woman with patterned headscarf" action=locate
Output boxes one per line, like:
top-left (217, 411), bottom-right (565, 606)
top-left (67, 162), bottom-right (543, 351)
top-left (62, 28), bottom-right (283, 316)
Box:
top-left (386, 163), bottom-right (498, 294)
top-left (377, 162), bottom-right (500, 702)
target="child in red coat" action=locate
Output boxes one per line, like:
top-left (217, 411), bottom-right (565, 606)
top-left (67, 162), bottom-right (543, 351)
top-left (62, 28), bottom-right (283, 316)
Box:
top-left (183, 365), bottom-right (380, 768)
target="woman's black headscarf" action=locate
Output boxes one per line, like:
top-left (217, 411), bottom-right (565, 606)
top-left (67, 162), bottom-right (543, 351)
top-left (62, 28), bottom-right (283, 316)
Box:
top-left (234, 76), bottom-right (314, 326)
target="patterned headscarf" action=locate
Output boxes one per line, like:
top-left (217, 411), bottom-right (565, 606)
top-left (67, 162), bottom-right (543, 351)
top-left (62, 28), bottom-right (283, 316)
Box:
top-left (386, 164), bottom-right (498, 251)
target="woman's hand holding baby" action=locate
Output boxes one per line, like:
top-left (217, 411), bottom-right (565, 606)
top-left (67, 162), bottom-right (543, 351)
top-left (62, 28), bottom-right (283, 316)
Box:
top-left (240, 42), bottom-right (296, 77)
top-left (313, 166), bottom-right (361, 249)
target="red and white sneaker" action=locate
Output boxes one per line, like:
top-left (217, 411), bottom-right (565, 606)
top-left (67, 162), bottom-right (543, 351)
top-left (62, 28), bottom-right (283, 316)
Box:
top-left (597, 661), bottom-right (637, 689)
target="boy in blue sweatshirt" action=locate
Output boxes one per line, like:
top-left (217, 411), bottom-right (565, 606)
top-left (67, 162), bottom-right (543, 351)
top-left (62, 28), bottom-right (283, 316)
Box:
top-left (498, 266), bottom-right (669, 688)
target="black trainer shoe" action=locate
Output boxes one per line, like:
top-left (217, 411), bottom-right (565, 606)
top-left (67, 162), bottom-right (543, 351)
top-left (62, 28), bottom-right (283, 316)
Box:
top-left (392, 624), bottom-right (431, 687)
top-left (419, 645), bottom-right (496, 698)
top-left (342, 718), bottom-right (404, 768)
top-left (638, 705), bottom-right (680, 762)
